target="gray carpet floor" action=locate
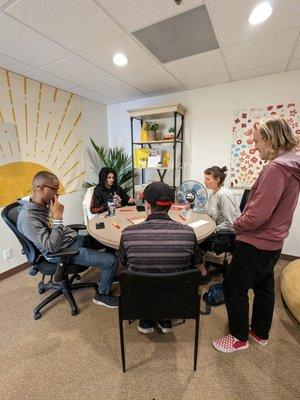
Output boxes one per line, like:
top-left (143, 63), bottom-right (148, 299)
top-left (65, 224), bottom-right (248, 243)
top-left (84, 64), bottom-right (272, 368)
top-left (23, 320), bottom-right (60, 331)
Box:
top-left (0, 259), bottom-right (299, 400)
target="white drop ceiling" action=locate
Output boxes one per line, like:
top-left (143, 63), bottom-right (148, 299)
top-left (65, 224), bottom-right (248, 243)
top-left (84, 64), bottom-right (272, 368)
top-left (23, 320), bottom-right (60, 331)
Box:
top-left (0, 0), bottom-right (299, 105)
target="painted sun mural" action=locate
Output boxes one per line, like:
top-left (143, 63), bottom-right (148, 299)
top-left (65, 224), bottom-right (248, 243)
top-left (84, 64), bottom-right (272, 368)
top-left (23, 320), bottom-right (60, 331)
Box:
top-left (0, 68), bottom-right (85, 206)
top-left (230, 102), bottom-right (300, 188)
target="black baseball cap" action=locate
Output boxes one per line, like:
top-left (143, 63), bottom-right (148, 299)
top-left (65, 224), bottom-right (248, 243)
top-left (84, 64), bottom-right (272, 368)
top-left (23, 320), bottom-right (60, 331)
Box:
top-left (142, 182), bottom-right (174, 206)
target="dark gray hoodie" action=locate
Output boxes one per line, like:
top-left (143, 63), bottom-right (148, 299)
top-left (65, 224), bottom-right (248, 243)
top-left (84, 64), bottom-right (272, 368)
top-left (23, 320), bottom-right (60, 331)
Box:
top-left (17, 199), bottom-right (77, 256)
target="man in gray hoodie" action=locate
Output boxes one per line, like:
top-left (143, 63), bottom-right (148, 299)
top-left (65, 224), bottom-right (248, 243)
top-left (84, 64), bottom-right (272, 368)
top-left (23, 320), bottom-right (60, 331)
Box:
top-left (213, 116), bottom-right (300, 353)
top-left (17, 171), bottom-right (118, 308)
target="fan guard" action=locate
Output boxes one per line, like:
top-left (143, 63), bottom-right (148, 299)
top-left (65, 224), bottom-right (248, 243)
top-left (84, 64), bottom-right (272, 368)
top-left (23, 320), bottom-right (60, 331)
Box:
top-left (175, 180), bottom-right (208, 209)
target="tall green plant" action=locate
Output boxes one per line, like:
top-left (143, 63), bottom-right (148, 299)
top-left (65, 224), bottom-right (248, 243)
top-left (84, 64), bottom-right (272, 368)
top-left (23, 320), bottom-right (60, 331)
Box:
top-left (84, 138), bottom-right (137, 194)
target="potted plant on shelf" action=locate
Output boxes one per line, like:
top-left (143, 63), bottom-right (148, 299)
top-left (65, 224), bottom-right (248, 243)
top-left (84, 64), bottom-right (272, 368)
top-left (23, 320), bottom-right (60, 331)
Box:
top-left (141, 120), bottom-right (159, 141)
top-left (162, 126), bottom-right (175, 140)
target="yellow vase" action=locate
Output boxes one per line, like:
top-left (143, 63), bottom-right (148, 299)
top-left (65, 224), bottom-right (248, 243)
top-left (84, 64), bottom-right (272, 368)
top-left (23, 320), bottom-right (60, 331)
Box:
top-left (140, 129), bottom-right (148, 142)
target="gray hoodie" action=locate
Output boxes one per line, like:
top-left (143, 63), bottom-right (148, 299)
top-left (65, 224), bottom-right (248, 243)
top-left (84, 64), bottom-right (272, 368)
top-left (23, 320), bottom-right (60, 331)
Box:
top-left (17, 199), bottom-right (77, 256)
top-left (205, 186), bottom-right (240, 233)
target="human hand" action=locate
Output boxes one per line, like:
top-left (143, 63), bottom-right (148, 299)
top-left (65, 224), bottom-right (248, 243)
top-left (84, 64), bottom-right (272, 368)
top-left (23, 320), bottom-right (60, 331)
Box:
top-left (113, 194), bottom-right (121, 205)
top-left (128, 197), bottom-right (135, 204)
top-left (50, 195), bottom-right (64, 219)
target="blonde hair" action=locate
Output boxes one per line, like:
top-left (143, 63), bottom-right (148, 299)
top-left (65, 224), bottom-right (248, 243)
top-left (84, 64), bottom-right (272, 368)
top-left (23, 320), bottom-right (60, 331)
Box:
top-left (256, 116), bottom-right (299, 160)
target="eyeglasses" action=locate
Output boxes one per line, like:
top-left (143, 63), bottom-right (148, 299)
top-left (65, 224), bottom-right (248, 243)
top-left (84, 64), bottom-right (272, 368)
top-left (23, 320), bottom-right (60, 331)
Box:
top-left (37, 184), bottom-right (59, 192)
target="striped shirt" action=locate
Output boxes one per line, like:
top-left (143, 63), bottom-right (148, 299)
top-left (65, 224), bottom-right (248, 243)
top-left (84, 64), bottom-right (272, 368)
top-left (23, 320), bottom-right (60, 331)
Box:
top-left (119, 213), bottom-right (200, 273)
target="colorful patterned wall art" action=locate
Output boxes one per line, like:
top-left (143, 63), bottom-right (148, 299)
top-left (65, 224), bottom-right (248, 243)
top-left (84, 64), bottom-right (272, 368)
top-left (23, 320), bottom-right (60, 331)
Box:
top-left (0, 68), bottom-right (85, 206)
top-left (230, 102), bottom-right (300, 188)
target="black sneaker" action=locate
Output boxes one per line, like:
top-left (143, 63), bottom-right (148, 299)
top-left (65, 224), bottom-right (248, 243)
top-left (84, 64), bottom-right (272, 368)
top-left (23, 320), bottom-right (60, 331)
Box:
top-left (137, 319), bottom-right (154, 334)
top-left (93, 294), bottom-right (118, 308)
top-left (157, 319), bottom-right (172, 334)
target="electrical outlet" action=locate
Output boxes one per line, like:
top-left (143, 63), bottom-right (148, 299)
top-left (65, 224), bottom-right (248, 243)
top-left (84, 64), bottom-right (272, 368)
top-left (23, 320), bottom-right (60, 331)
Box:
top-left (3, 248), bottom-right (12, 260)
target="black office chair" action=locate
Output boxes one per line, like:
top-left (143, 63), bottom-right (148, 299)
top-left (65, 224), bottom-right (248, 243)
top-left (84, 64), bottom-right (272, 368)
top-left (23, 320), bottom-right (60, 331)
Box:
top-left (118, 269), bottom-right (202, 372)
top-left (1, 202), bottom-right (98, 320)
top-left (205, 189), bottom-right (251, 275)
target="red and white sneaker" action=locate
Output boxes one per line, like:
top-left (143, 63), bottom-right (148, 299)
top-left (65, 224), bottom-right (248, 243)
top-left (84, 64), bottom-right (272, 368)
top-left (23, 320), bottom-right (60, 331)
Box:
top-left (249, 329), bottom-right (268, 346)
top-left (213, 334), bottom-right (249, 353)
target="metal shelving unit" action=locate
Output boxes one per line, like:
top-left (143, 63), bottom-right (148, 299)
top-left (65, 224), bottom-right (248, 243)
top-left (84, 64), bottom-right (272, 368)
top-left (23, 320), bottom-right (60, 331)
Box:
top-left (127, 103), bottom-right (186, 197)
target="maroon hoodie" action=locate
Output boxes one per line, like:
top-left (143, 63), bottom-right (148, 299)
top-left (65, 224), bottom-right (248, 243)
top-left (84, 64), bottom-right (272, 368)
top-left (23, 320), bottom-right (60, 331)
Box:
top-left (234, 151), bottom-right (300, 250)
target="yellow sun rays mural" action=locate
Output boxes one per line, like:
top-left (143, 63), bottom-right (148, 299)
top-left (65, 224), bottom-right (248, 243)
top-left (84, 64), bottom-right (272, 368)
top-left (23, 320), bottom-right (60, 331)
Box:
top-left (0, 68), bottom-right (85, 206)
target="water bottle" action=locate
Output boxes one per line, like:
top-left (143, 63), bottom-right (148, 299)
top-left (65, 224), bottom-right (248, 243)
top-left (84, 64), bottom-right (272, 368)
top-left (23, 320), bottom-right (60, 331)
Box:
top-left (107, 197), bottom-right (116, 217)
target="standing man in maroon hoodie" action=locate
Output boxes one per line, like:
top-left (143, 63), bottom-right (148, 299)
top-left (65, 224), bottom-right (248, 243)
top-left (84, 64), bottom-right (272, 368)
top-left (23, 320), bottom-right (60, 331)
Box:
top-left (213, 116), bottom-right (300, 353)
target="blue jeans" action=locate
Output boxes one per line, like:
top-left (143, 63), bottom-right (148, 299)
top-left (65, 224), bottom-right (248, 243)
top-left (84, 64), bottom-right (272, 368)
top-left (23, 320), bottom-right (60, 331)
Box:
top-left (47, 235), bottom-right (118, 294)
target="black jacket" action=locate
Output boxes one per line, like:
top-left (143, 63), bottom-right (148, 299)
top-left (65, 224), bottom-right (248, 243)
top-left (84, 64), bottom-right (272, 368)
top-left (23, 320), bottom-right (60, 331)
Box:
top-left (90, 184), bottom-right (130, 214)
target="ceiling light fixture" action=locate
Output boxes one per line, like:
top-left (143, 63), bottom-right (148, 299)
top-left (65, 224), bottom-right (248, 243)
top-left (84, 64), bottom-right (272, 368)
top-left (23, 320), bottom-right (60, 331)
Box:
top-left (249, 2), bottom-right (273, 25)
top-left (113, 53), bottom-right (128, 66)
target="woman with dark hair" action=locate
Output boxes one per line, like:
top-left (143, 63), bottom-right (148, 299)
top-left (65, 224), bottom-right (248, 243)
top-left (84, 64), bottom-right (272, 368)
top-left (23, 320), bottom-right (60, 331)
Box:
top-left (203, 166), bottom-right (240, 234)
top-left (196, 166), bottom-right (240, 276)
top-left (90, 167), bottom-right (135, 214)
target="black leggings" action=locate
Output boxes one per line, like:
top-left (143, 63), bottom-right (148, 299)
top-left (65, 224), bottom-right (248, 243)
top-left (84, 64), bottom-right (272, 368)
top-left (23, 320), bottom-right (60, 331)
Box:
top-left (223, 241), bottom-right (281, 341)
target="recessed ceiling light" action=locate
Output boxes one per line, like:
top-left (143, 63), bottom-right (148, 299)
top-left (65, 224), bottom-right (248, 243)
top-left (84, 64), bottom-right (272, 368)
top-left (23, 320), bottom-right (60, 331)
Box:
top-left (113, 53), bottom-right (128, 66)
top-left (249, 2), bottom-right (273, 25)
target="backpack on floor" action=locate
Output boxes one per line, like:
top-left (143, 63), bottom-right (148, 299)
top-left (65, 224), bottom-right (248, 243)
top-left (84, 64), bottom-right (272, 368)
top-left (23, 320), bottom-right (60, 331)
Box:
top-left (201, 283), bottom-right (225, 315)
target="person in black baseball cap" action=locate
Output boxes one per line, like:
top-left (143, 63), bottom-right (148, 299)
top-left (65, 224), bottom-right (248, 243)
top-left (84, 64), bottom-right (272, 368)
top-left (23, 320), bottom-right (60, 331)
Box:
top-left (142, 181), bottom-right (174, 210)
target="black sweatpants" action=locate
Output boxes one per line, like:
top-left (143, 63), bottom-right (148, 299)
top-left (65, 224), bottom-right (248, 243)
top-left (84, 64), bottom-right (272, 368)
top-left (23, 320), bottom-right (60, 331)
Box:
top-left (223, 241), bottom-right (281, 341)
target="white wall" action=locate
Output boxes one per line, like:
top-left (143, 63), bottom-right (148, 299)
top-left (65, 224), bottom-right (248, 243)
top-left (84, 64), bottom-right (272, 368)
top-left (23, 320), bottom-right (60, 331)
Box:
top-left (0, 98), bottom-right (108, 273)
top-left (107, 69), bottom-right (300, 257)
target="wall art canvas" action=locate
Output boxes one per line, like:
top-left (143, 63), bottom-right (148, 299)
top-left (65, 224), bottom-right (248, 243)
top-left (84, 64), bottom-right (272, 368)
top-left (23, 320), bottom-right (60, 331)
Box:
top-left (0, 68), bottom-right (85, 206)
top-left (230, 102), bottom-right (300, 188)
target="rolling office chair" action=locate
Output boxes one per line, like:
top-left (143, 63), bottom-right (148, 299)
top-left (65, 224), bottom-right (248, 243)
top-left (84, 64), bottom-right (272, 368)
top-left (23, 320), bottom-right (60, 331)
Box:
top-left (118, 269), bottom-right (202, 372)
top-left (1, 202), bottom-right (98, 320)
top-left (204, 189), bottom-right (251, 276)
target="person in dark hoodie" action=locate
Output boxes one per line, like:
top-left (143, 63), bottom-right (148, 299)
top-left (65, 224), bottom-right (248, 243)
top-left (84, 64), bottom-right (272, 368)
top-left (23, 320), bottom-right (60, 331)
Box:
top-left (17, 171), bottom-right (119, 309)
top-left (90, 167), bottom-right (135, 214)
top-left (213, 116), bottom-right (300, 353)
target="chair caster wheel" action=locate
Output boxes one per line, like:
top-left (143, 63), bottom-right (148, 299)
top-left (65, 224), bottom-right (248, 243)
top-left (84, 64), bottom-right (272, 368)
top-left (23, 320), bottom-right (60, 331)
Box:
top-left (34, 312), bottom-right (42, 320)
top-left (38, 282), bottom-right (46, 294)
top-left (71, 309), bottom-right (78, 316)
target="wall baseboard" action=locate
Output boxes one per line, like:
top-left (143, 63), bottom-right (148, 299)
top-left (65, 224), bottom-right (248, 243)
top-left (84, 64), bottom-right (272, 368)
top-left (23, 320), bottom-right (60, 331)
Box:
top-left (0, 253), bottom-right (298, 282)
top-left (280, 254), bottom-right (298, 262)
top-left (0, 262), bottom-right (28, 281)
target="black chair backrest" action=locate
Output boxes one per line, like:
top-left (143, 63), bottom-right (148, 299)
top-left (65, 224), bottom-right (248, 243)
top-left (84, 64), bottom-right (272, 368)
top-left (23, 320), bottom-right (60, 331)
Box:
top-left (119, 269), bottom-right (201, 321)
top-left (240, 189), bottom-right (251, 213)
top-left (1, 202), bottom-right (40, 265)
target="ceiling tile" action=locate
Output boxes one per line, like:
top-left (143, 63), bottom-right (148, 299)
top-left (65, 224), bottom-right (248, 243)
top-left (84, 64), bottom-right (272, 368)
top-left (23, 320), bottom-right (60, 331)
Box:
top-left (24, 69), bottom-right (76, 91)
top-left (0, 53), bottom-right (34, 74)
top-left (206, 0), bottom-right (300, 47)
top-left (80, 34), bottom-right (158, 77)
top-left (223, 30), bottom-right (298, 73)
top-left (164, 49), bottom-right (228, 89)
top-left (133, 5), bottom-right (219, 63)
top-left (86, 78), bottom-right (147, 102)
top-left (96, 0), bottom-right (204, 32)
top-left (70, 86), bottom-right (117, 105)
top-left (0, 0), bottom-right (12, 8)
top-left (231, 63), bottom-right (287, 81)
top-left (186, 74), bottom-right (229, 90)
top-left (0, 14), bottom-right (70, 67)
top-left (121, 66), bottom-right (182, 92)
top-left (6, 0), bottom-right (123, 52)
top-left (288, 58), bottom-right (300, 71)
top-left (41, 55), bottom-right (112, 86)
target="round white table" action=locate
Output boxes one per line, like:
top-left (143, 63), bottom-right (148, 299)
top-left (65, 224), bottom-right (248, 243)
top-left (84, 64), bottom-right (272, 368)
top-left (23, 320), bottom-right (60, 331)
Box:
top-left (87, 206), bottom-right (215, 250)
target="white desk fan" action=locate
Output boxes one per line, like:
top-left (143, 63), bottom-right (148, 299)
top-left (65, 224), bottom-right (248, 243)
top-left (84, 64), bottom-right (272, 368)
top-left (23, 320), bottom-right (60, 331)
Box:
top-left (175, 180), bottom-right (208, 210)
